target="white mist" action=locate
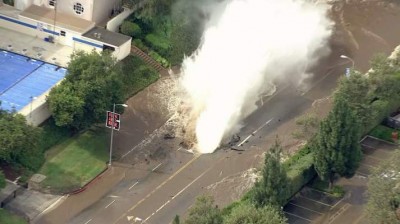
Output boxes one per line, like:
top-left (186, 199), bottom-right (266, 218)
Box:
top-left (180, 0), bottom-right (333, 153)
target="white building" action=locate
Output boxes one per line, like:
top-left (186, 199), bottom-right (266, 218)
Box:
top-left (14, 0), bottom-right (123, 25)
top-left (0, 0), bottom-right (131, 60)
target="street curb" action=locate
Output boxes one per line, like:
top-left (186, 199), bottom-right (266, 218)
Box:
top-left (364, 135), bottom-right (399, 146)
top-left (66, 166), bottom-right (109, 195)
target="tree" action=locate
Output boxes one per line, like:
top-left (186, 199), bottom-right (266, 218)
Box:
top-left (365, 149), bottom-right (400, 223)
top-left (224, 202), bottom-right (287, 224)
top-left (250, 138), bottom-right (288, 208)
top-left (0, 171), bottom-right (6, 189)
top-left (48, 51), bottom-right (124, 130)
top-left (0, 112), bottom-right (43, 170)
top-left (184, 195), bottom-right (223, 224)
top-left (334, 72), bottom-right (372, 133)
top-left (172, 215), bottom-right (180, 224)
top-left (124, 0), bottom-right (175, 21)
top-left (169, 1), bottom-right (203, 65)
top-left (313, 96), bottom-right (362, 188)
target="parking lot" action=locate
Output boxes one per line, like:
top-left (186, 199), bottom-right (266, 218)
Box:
top-left (284, 136), bottom-right (398, 224)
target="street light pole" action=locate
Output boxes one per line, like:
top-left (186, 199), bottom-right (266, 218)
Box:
top-left (109, 103), bottom-right (116, 166)
top-left (109, 103), bottom-right (128, 166)
top-left (340, 55), bottom-right (355, 68)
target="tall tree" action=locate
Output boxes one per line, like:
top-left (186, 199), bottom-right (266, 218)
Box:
top-left (365, 149), bottom-right (400, 223)
top-left (48, 51), bottom-right (124, 130)
top-left (250, 138), bottom-right (288, 208)
top-left (224, 202), bottom-right (287, 224)
top-left (334, 72), bottom-right (371, 133)
top-left (184, 195), bottom-right (223, 224)
top-left (313, 96), bottom-right (362, 188)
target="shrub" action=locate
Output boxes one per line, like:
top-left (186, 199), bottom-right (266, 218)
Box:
top-left (286, 153), bottom-right (316, 201)
top-left (133, 39), bottom-right (149, 53)
top-left (120, 21), bottom-right (142, 38)
top-left (145, 34), bottom-right (171, 57)
top-left (149, 51), bottom-right (170, 67)
top-left (331, 185), bottom-right (345, 198)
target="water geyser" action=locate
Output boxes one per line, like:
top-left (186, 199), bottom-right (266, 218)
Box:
top-left (180, 0), bottom-right (333, 153)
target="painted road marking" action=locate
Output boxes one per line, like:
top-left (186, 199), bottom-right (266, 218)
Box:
top-left (237, 118), bottom-right (273, 146)
top-left (143, 157), bottom-right (225, 223)
top-left (105, 199), bottom-right (116, 209)
top-left (152, 163), bottom-right (163, 172)
top-left (108, 195), bottom-right (120, 198)
top-left (112, 155), bottom-right (201, 224)
top-left (298, 195), bottom-right (332, 207)
top-left (129, 181), bottom-right (139, 190)
top-left (83, 219), bottom-right (92, 224)
top-left (284, 211), bottom-right (312, 222)
top-left (288, 202), bottom-right (323, 215)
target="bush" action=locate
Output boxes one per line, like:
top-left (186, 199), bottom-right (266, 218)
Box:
top-left (120, 55), bottom-right (159, 97)
top-left (149, 51), bottom-right (170, 67)
top-left (286, 153), bottom-right (316, 201)
top-left (120, 21), bottom-right (142, 38)
top-left (133, 39), bottom-right (149, 53)
top-left (145, 34), bottom-right (171, 57)
top-left (331, 185), bottom-right (345, 198)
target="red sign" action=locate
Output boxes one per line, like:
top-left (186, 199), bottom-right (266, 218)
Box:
top-left (106, 111), bottom-right (121, 130)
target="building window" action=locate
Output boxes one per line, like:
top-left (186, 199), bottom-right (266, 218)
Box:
top-left (60, 31), bottom-right (66, 36)
top-left (73, 3), bottom-right (84, 15)
top-left (49, 0), bottom-right (56, 7)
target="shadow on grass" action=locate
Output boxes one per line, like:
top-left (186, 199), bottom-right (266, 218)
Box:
top-left (37, 127), bottom-right (108, 194)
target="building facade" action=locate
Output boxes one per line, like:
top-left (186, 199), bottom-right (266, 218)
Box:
top-left (0, 0), bottom-right (131, 60)
top-left (14, 0), bottom-right (123, 24)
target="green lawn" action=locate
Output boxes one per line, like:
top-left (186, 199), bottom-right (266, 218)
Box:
top-left (369, 125), bottom-right (398, 143)
top-left (0, 209), bottom-right (27, 224)
top-left (38, 127), bottom-right (108, 194)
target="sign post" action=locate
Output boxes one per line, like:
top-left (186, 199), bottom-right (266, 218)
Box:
top-left (106, 111), bottom-right (121, 130)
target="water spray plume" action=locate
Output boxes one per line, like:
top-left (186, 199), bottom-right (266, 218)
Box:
top-left (180, 0), bottom-right (333, 153)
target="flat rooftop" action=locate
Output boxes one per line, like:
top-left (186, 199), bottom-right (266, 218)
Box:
top-left (20, 5), bottom-right (94, 34)
top-left (83, 26), bottom-right (131, 47)
top-left (0, 50), bottom-right (67, 111)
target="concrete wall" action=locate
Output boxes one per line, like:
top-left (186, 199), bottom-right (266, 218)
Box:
top-left (106, 7), bottom-right (133, 32)
top-left (20, 89), bottom-right (52, 127)
top-left (113, 38), bottom-right (131, 61)
top-left (14, 0), bottom-right (33, 11)
top-left (92, 0), bottom-right (121, 25)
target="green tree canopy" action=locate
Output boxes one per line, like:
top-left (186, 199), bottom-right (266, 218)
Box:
top-left (313, 96), bottom-right (362, 187)
top-left (250, 138), bottom-right (289, 208)
top-left (184, 195), bottom-right (223, 224)
top-left (0, 111), bottom-right (43, 170)
top-left (48, 51), bottom-right (124, 130)
top-left (334, 72), bottom-right (371, 132)
top-left (366, 149), bottom-right (400, 223)
top-left (223, 202), bottom-right (287, 224)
